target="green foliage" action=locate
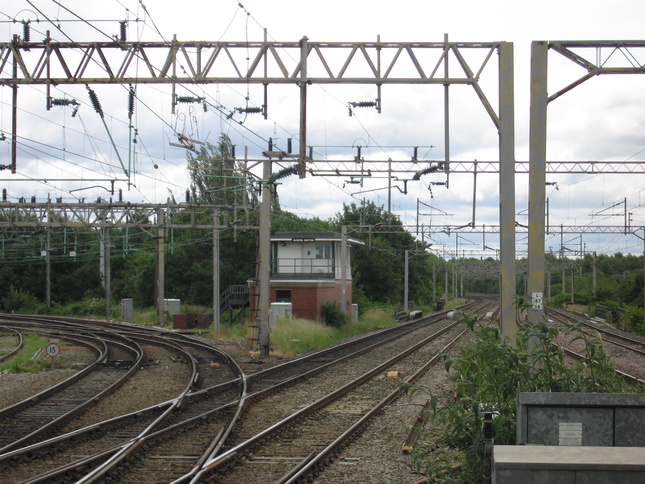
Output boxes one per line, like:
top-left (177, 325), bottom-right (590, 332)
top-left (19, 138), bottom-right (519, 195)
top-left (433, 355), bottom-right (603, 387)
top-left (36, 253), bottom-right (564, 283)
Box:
top-left (551, 292), bottom-right (571, 307)
top-left (351, 282), bottom-right (371, 317)
top-left (0, 285), bottom-right (44, 313)
top-left (187, 134), bottom-right (255, 206)
top-left (269, 317), bottom-right (341, 355)
top-left (0, 333), bottom-right (52, 373)
top-left (406, 315), bottom-right (628, 483)
top-left (53, 297), bottom-right (106, 317)
top-left (257, 309), bottom-right (399, 356)
top-left (320, 301), bottom-right (349, 329)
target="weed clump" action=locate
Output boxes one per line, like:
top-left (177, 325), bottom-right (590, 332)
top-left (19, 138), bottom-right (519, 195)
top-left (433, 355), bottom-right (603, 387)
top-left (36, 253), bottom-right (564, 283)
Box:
top-left (405, 314), bottom-right (630, 483)
top-left (320, 302), bottom-right (349, 329)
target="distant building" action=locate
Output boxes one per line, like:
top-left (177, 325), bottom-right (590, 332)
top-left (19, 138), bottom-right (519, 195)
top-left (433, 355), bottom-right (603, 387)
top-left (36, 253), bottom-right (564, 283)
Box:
top-left (248, 231), bottom-right (364, 321)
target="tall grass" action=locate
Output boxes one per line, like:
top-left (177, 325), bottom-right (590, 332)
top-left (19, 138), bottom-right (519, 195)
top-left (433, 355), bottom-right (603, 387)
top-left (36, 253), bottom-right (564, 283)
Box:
top-left (267, 309), bottom-right (401, 357)
top-left (270, 318), bottom-right (340, 356)
top-left (0, 333), bottom-right (52, 373)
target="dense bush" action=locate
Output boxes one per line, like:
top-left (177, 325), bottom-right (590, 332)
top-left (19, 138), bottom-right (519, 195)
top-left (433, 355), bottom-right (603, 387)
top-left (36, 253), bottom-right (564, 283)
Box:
top-left (320, 301), bottom-right (349, 329)
top-left (0, 285), bottom-right (45, 313)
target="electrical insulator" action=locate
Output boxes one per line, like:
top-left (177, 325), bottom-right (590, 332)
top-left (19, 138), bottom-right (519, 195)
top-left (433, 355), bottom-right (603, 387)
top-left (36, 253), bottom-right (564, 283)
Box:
top-left (128, 87), bottom-right (135, 119)
top-left (412, 146), bottom-right (418, 161)
top-left (86, 86), bottom-right (103, 116)
top-left (31, 196), bottom-right (36, 203)
top-left (268, 137), bottom-right (273, 151)
top-left (50, 98), bottom-right (79, 107)
top-left (119, 21), bottom-right (127, 42)
top-left (350, 101), bottom-right (377, 108)
top-left (176, 96), bottom-right (203, 103)
top-left (287, 138), bottom-right (292, 154)
top-left (236, 106), bottom-right (263, 114)
top-left (231, 145), bottom-right (236, 158)
top-left (22, 21), bottom-right (30, 43)
top-left (2, 188), bottom-right (6, 201)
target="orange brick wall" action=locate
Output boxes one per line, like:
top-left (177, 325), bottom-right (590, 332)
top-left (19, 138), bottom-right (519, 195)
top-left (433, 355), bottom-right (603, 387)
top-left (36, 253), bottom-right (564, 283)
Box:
top-left (249, 281), bottom-right (353, 322)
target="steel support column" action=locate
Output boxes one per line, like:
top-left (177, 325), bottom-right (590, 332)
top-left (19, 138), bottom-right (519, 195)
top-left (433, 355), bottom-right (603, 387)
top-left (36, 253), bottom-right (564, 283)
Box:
top-left (156, 208), bottom-right (166, 327)
top-left (105, 227), bottom-right (111, 320)
top-left (341, 225), bottom-right (348, 314)
top-left (257, 158), bottom-right (272, 356)
top-left (213, 214), bottom-right (220, 331)
top-left (298, 36), bottom-right (308, 178)
top-left (404, 249), bottom-right (409, 310)
top-left (498, 42), bottom-right (517, 342)
top-left (527, 41), bottom-right (549, 328)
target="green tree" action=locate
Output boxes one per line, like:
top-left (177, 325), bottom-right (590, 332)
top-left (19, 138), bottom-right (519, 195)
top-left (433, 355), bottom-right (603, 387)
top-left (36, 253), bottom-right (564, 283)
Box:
top-left (187, 134), bottom-right (256, 207)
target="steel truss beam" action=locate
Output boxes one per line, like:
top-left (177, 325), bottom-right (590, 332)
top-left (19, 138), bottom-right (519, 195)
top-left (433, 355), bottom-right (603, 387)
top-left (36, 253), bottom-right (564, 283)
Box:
top-left (547, 41), bottom-right (645, 102)
top-left (418, 224), bottom-right (643, 235)
top-left (438, 259), bottom-right (578, 278)
top-left (268, 158), bottom-right (645, 177)
top-left (0, 202), bottom-right (255, 231)
top-left (0, 38), bottom-right (500, 89)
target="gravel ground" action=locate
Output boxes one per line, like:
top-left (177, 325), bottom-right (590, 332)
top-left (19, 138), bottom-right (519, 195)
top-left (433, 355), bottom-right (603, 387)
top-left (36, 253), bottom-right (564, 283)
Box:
top-left (60, 346), bottom-right (193, 431)
top-left (314, 336), bottom-right (468, 484)
top-left (0, 341), bottom-right (95, 409)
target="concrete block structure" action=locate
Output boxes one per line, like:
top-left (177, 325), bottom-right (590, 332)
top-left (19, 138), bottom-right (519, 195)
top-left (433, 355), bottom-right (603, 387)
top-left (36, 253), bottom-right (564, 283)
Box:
top-left (492, 392), bottom-right (645, 483)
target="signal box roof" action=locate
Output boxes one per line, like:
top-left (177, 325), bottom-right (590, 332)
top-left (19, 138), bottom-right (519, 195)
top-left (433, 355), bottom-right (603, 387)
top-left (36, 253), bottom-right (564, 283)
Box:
top-left (271, 231), bottom-right (364, 245)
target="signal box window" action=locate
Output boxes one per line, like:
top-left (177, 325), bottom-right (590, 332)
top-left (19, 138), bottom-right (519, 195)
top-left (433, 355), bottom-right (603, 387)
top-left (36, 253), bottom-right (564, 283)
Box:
top-left (315, 243), bottom-right (332, 259)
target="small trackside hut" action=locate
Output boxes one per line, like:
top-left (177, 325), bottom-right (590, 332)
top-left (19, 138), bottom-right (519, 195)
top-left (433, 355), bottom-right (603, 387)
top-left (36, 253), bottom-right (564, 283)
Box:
top-left (248, 231), bottom-right (364, 321)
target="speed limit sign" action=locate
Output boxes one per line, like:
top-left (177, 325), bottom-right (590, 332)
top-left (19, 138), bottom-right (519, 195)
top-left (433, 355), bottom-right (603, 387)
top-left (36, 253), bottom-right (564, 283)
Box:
top-left (46, 343), bottom-right (60, 358)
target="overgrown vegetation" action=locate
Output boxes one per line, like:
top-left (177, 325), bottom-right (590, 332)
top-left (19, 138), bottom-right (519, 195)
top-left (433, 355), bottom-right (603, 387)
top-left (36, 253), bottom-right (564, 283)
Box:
top-left (213, 310), bottom-right (401, 357)
top-left (405, 313), bottom-right (633, 483)
top-left (0, 333), bottom-right (53, 373)
top-left (320, 302), bottom-right (349, 329)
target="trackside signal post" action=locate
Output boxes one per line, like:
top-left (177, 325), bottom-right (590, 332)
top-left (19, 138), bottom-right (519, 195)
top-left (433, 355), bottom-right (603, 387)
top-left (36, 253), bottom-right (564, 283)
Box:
top-left (46, 340), bottom-right (60, 370)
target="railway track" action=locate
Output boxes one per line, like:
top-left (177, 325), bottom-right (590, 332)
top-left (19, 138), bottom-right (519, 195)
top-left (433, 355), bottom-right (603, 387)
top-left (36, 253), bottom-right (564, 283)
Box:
top-left (191, 300), bottom-right (495, 483)
top-left (546, 307), bottom-right (645, 384)
top-left (0, 327), bottom-right (22, 362)
top-left (0, 316), bottom-right (244, 483)
top-left (0, 332), bottom-right (141, 454)
top-left (0, 299), bottom-right (494, 482)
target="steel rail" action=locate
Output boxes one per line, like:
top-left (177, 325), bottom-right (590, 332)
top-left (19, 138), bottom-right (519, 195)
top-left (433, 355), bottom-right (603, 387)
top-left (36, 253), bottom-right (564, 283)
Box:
top-left (0, 304), bottom-right (488, 482)
top-left (190, 316), bottom-right (471, 482)
top-left (0, 326), bottom-right (22, 363)
top-left (1, 377), bottom-right (244, 481)
top-left (549, 307), bottom-right (645, 356)
top-left (46, 334), bottom-right (200, 483)
top-left (0, 334), bottom-right (141, 455)
top-left (282, 326), bottom-right (470, 483)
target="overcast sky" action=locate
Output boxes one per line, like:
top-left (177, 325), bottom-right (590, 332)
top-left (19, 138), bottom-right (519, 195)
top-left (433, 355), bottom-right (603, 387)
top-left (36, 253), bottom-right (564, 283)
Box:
top-left (2, 0), bottom-right (645, 256)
